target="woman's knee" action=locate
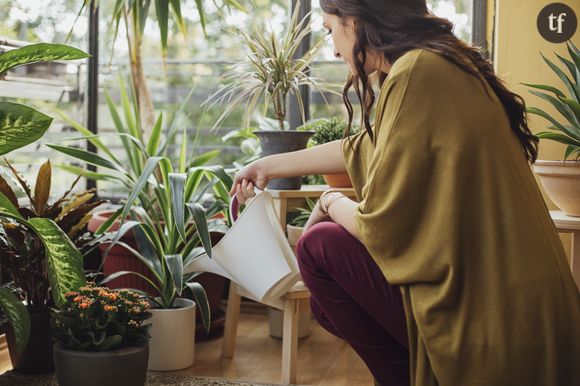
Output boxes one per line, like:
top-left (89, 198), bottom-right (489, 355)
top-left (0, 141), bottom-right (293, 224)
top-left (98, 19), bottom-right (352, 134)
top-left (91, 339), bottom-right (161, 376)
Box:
top-left (296, 222), bottom-right (350, 268)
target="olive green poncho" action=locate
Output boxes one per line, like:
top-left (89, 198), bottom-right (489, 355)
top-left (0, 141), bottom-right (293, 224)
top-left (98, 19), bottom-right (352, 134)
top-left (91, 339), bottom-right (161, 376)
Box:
top-left (342, 49), bottom-right (580, 386)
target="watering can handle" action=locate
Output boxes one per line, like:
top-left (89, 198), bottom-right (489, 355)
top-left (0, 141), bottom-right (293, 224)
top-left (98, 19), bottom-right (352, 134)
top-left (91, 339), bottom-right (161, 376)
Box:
top-left (229, 187), bottom-right (263, 223)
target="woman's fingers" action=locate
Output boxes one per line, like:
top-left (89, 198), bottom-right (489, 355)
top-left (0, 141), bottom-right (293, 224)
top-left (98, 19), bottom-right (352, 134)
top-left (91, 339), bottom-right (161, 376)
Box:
top-left (235, 179), bottom-right (257, 204)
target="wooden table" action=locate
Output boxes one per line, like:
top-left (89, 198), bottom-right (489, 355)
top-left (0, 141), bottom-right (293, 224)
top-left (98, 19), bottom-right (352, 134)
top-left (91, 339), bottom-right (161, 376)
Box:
top-left (550, 211), bottom-right (580, 290)
top-left (268, 184), bottom-right (357, 231)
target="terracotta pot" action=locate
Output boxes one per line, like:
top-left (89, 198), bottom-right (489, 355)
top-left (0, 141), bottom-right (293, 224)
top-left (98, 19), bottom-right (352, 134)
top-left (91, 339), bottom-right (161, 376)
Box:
top-left (88, 209), bottom-right (158, 294)
top-left (5, 312), bottom-right (54, 374)
top-left (533, 160), bottom-right (580, 217)
top-left (54, 343), bottom-right (148, 386)
top-left (323, 172), bottom-right (352, 188)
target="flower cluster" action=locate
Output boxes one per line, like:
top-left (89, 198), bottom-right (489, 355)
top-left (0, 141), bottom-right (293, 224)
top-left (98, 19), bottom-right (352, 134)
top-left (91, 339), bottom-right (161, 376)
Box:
top-left (51, 283), bottom-right (152, 351)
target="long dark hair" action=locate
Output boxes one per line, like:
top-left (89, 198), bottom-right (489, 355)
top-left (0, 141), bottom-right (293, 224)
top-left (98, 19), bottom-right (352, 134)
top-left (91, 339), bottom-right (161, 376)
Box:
top-left (320, 0), bottom-right (538, 162)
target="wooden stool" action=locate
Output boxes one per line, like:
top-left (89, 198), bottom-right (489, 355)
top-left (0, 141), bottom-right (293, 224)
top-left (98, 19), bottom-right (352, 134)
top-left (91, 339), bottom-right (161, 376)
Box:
top-left (221, 281), bottom-right (311, 385)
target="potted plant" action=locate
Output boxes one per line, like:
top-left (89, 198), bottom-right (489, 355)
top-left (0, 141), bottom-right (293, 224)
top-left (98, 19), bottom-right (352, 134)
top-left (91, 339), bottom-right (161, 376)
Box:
top-left (0, 42), bottom-right (92, 373)
top-left (286, 197), bottom-right (316, 252)
top-left (51, 118), bottom-right (234, 369)
top-left (299, 117), bottom-right (358, 188)
top-left (526, 41), bottom-right (580, 216)
top-left (0, 159), bottom-right (105, 373)
top-left (205, 2), bottom-right (336, 190)
top-left (53, 77), bottom-right (232, 341)
top-left (51, 283), bottom-right (151, 386)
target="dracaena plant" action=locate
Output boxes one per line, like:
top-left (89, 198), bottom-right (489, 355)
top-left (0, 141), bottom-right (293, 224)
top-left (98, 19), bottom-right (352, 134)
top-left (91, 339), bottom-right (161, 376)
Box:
top-left (0, 42), bottom-right (90, 354)
top-left (204, 1), bottom-right (336, 131)
top-left (525, 41), bottom-right (580, 160)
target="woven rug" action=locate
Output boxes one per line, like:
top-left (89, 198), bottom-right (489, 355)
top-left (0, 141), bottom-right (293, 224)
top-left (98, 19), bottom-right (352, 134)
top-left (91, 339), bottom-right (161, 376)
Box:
top-left (0, 371), bottom-right (287, 386)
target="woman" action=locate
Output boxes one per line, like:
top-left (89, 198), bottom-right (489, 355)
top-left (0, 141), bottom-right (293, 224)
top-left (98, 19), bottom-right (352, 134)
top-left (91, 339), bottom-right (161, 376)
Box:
top-left (230, 1), bottom-right (580, 385)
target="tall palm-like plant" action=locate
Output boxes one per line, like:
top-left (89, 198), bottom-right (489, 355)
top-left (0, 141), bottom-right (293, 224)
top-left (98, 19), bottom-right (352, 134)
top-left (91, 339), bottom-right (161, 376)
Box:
top-left (205, 1), bottom-right (336, 131)
top-left (77, 0), bottom-right (246, 135)
top-left (0, 43), bottom-right (90, 354)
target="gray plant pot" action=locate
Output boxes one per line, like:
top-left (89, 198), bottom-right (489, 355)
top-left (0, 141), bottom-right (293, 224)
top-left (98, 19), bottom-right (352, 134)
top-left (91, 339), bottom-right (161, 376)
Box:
top-left (53, 343), bottom-right (149, 386)
top-left (254, 130), bottom-right (315, 190)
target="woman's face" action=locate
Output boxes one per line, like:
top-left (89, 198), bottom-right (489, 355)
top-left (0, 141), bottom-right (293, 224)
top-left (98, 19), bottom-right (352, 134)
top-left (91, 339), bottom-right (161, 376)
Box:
top-left (322, 12), bottom-right (386, 76)
top-left (322, 12), bottom-right (357, 74)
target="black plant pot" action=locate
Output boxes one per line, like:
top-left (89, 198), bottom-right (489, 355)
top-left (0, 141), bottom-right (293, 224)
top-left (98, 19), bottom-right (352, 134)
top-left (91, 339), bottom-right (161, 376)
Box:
top-left (254, 130), bottom-right (315, 190)
top-left (54, 343), bottom-right (149, 386)
top-left (5, 312), bottom-right (55, 374)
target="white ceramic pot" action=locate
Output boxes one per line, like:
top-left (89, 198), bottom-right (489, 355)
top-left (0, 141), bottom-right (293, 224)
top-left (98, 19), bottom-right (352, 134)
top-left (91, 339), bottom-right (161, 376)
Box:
top-left (533, 160), bottom-right (580, 217)
top-left (147, 298), bottom-right (196, 371)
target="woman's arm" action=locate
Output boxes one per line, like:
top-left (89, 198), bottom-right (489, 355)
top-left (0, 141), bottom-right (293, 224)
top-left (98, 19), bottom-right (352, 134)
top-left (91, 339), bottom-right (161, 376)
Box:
top-left (263, 139), bottom-right (346, 178)
top-left (325, 196), bottom-right (360, 240)
top-left (230, 139), bottom-right (346, 196)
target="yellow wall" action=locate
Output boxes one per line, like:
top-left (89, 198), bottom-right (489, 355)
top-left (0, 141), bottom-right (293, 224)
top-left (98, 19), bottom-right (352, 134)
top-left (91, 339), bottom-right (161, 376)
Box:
top-left (492, 0), bottom-right (579, 253)
top-left (493, 0), bottom-right (578, 162)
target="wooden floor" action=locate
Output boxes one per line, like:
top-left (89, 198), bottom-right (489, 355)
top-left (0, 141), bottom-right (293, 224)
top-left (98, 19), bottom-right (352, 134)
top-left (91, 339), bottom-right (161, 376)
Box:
top-left (0, 311), bottom-right (374, 386)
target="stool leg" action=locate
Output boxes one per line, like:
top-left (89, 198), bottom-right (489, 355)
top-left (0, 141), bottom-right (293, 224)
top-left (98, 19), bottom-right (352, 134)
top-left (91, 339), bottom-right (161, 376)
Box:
top-left (282, 297), bottom-right (299, 384)
top-left (222, 282), bottom-right (242, 358)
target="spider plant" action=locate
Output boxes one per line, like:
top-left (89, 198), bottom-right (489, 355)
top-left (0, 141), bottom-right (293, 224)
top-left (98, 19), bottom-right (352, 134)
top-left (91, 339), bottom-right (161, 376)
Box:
top-left (525, 41), bottom-right (580, 160)
top-left (205, 1), bottom-right (336, 131)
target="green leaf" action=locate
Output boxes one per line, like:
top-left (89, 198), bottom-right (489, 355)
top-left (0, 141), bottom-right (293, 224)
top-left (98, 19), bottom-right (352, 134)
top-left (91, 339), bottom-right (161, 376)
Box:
top-left (100, 271), bottom-right (161, 295)
top-left (156, 0), bottom-right (170, 58)
top-left (541, 52), bottom-right (579, 101)
top-left (536, 131), bottom-right (580, 147)
top-left (186, 203), bottom-right (212, 258)
top-left (0, 191), bottom-right (23, 219)
top-left (0, 287), bottom-right (30, 353)
top-left (147, 113), bottom-right (163, 156)
top-left (188, 149), bottom-right (220, 168)
top-left (527, 106), bottom-right (580, 141)
top-left (528, 90), bottom-right (578, 128)
top-left (0, 102), bottom-right (53, 156)
top-left (556, 53), bottom-right (578, 83)
top-left (169, 173), bottom-right (187, 242)
top-left (169, 0), bottom-right (187, 36)
top-left (523, 83), bottom-right (566, 97)
top-left (46, 144), bottom-right (125, 173)
top-left (55, 164), bottom-right (124, 183)
top-left (53, 108), bottom-right (119, 163)
top-left (119, 157), bottom-right (169, 229)
top-left (185, 282), bottom-right (210, 333)
top-left (558, 97), bottom-right (580, 127)
top-left (194, 0), bottom-right (207, 35)
top-left (0, 43), bottom-right (89, 73)
top-left (166, 254), bottom-right (184, 296)
top-left (179, 127), bottom-right (187, 173)
top-left (28, 217), bottom-right (86, 308)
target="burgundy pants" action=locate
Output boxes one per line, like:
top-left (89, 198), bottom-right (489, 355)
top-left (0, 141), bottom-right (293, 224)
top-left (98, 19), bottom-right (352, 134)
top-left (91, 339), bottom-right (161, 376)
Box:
top-left (296, 222), bottom-right (410, 386)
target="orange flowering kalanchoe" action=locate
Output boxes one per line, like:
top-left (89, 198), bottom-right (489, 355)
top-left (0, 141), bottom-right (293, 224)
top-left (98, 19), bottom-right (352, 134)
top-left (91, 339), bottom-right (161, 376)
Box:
top-left (51, 282), bottom-right (152, 352)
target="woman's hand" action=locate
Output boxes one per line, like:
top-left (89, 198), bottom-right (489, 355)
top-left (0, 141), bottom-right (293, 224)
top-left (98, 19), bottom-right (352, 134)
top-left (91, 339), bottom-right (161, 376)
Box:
top-left (230, 159), bottom-right (270, 204)
top-left (304, 201), bottom-right (331, 232)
